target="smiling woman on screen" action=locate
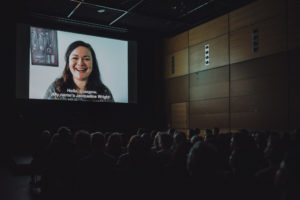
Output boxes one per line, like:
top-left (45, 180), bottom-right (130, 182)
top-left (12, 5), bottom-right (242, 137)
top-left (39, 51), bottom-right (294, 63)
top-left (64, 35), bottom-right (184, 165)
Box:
top-left (44, 40), bottom-right (114, 102)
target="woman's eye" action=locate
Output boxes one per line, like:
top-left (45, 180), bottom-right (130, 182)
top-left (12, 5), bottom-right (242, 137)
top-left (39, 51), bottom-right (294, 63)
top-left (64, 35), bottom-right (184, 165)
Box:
top-left (71, 57), bottom-right (90, 62)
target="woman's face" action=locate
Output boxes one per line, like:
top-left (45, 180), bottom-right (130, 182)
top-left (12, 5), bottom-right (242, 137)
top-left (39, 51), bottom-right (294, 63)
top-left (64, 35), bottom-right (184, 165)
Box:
top-left (68, 46), bottom-right (93, 81)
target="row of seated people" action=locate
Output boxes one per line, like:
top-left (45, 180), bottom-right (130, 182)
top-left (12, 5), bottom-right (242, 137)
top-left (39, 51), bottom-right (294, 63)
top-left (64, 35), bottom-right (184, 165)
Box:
top-left (29, 126), bottom-right (300, 200)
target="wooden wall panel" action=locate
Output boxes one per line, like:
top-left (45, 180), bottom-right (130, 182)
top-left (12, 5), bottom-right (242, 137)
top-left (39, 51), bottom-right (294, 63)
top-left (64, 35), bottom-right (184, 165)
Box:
top-left (171, 102), bottom-right (188, 129)
top-left (190, 114), bottom-right (229, 129)
top-left (190, 98), bottom-right (229, 128)
top-left (230, 15), bottom-right (287, 64)
top-left (231, 53), bottom-right (288, 97)
top-left (231, 75), bottom-right (287, 97)
top-left (189, 14), bottom-right (228, 46)
top-left (231, 53), bottom-right (288, 81)
top-left (288, 0), bottom-right (300, 50)
top-left (231, 111), bottom-right (288, 130)
top-left (229, 0), bottom-right (286, 32)
top-left (231, 94), bottom-right (288, 114)
top-left (191, 98), bottom-right (229, 114)
top-left (231, 93), bottom-right (289, 129)
top-left (163, 31), bottom-right (189, 55)
top-left (190, 34), bottom-right (229, 73)
top-left (164, 48), bottom-right (188, 79)
top-left (164, 75), bottom-right (188, 103)
top-left (190, 66), bottom-right (229, 101)
top-left (230, 52), bottom-right (289, 130)
top-left (159, 0), bottom-right (298, 131)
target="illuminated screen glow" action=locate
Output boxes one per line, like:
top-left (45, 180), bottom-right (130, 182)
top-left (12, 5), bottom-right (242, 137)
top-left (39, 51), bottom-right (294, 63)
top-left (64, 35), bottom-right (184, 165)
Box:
top-left (29, 26), bottom-right (128, 103)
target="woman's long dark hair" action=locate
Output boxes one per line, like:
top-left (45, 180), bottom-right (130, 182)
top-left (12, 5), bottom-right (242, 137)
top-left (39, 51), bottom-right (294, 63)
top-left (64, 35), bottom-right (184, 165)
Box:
top-left (56, 41), bottom-right (106, 92)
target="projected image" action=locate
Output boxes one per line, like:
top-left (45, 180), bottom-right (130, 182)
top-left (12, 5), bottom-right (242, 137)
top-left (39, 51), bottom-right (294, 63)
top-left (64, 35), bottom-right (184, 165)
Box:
top-left (29, 26), bottom-right (128, 103)
top-left (44, 40), bottom-right (114, 102)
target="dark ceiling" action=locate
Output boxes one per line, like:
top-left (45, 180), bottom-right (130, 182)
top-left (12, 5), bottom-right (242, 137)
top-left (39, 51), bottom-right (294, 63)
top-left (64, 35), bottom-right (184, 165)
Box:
top-left (16, 0), bottom-right (256, 37)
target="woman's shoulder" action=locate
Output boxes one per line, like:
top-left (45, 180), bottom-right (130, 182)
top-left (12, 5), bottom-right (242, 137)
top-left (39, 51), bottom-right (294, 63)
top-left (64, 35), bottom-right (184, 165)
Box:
top-left (44, 79), bottom-right (61, 99)
top-left (96, 84), bottom-right (114, 102)
top-left (47, 79), bottom-right (63, 92)
top-left (49, 79), bottom-right (58, 88)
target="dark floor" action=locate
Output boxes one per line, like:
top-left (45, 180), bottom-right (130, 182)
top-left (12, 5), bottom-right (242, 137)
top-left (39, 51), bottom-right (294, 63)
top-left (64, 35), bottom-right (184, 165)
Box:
top-left (0, 154), bottom-right (34, 200)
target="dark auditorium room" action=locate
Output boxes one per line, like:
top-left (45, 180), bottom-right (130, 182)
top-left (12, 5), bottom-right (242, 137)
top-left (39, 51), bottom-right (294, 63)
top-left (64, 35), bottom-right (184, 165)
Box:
top-left (1, 0), bottom-right (300, 200)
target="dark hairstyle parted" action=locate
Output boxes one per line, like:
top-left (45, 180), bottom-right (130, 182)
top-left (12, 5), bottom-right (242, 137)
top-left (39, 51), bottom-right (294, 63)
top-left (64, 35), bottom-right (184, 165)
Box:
top-left (56, 40), bottom-right (105, 92)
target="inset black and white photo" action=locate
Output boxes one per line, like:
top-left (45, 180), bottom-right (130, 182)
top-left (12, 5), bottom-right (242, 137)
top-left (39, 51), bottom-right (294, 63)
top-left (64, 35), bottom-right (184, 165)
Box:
top-left (30, 27), bottom-right (58, 66)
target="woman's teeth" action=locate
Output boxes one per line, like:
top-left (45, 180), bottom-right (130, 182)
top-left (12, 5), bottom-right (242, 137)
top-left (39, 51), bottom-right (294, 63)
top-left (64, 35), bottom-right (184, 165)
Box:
top-left (76, 68), bottom-right (87, 71)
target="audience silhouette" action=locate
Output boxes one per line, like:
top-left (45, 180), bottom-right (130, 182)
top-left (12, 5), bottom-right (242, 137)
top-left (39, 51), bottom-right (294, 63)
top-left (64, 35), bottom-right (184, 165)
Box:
top-left (23, 126), bottom-right (300, 200)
